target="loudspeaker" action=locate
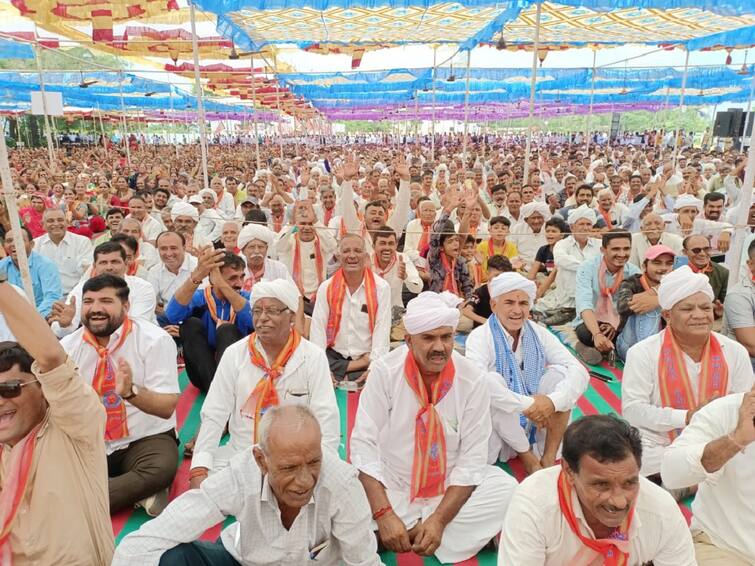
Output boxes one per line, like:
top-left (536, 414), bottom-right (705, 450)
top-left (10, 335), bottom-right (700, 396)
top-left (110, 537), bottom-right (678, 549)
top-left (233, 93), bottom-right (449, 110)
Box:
top-left (730, 109), bottom-right (745, 138)
top-left (713, 111), bottom-right (732, 137)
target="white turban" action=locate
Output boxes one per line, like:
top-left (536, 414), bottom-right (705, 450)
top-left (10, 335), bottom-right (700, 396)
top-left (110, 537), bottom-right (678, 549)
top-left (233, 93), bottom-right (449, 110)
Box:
top-left (521, 201), bottom-right (551, 220)
top-left (567, 204), bottom-right (597, 225)
top-left (238, 223), bottom-right (274, 251)
top-left (489, 272), bottom-right (537, 304)
top-left (199, 188), bottom-right (217, 203)
top-left (596, 187), bottom-right (614, 201)
top-left (673, 194), bottom-right (702, 211)
top-left (658, 265), bottom-right (714, 310)
top-left (403, 291), bottom-right (461, 334)
top-left (250, 279), bottom-right (300, 313)
top-left (171, 201), bottom-right (198, 222)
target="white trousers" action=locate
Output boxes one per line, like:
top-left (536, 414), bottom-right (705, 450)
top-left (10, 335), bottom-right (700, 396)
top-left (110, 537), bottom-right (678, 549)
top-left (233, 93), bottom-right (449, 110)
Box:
top-left (488, 368), bottom-right (567, 464)
top-left (381, 466), bottom-right (517, 564)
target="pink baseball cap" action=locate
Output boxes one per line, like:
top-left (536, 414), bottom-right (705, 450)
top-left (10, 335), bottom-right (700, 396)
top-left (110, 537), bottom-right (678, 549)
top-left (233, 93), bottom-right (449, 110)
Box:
top-left (644, 244), bottom-right (676, 261)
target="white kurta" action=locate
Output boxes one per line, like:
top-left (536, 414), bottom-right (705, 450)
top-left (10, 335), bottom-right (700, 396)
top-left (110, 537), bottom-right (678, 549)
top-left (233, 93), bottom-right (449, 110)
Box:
top-left (350, 346), bottom-right (517, 564)
top-left (661, 393), bottom-right (755, 563)
top-left (510, 222), bottom-right (546, 270)
top-left (629, 232), bottom-right (684, 268)
top-left (499, 466), bottom-right (696, 566)
top-left (466, 319), bottom-right (589, 461)
top-left (622, 329), bottom-right (753, 476)
top-left (275, 227), bottom-right (338, 297)
top-left (33, 231), bottom-right (93, 294)
top-left (147, 254), bottom-right (198, 306)
top-left (372, 252), bottom-right (422, 308)
top-left (550, 236), bottom-right (602, 310)
top-left (191, 335), bottom-right (340, 472)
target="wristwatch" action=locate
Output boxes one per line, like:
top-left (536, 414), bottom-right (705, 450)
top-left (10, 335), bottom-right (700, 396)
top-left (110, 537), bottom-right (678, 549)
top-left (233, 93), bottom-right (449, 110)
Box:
top-left (122, 384), bottom-right (139, 400)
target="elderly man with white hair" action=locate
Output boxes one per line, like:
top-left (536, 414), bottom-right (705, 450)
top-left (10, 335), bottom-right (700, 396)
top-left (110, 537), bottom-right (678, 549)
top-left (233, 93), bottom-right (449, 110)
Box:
top-left (237, 223), bottom-right (293, 292)
top-left (351, 291), bottom-right (517, 564)
top-left (466, 273), bottom-right (589, 475)
top-left (622, 265), bottom-right (753, 484)
top-left (510, 201), bottom-right (550, 270)
top-left (594, 186), bottom-right (629, 230)
top-left (664, 194), bottom-right (732, 252)
top-left (189, 279), bottom-right (339, 489)
top-left (192, 191), bottom-right (225, 244)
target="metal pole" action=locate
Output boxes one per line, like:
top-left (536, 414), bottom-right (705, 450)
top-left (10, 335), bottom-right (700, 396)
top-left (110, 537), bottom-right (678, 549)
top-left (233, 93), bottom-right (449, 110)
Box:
top-left (189, 0), bottom-right (210, 188)
top-left (414, 91), bottom-right (419, 146)
top-left (33, 42), bottom-right (55, 171)
top-left (522, 2), bottom-right (542, 185)
top-left (274, 54), bottom-right (284, 160)
top-left (585, 49), bottom-right (597, 158)
top-left (672, 48), bottom-right (690, 170)
top-left (431, 46), bottom-right (437, 162)
top-left (462, 50), bottom-right (471, 163)
top-left (744, 75), bottom-right (754, 149)
top-left (727, 119), bottom-right (755, 287)
top-left (251, 56), bottom-right (261, 170)
top-left (0, 119), bottom-right (34, 303)
top-left (118, 71), bottom-right (131, 167)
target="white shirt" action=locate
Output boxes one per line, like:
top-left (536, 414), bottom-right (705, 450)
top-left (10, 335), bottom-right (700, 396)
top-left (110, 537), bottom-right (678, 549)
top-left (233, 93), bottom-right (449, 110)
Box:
top-left (310, 271), bottom-right (391, 361)
top-left (499, 466), bottom-right (696, 566)
top-left (60, 318), bottom-right (179, 454)
top-left (551, 236), bottom-right (602, 309)
top-left (275, 228), bottom-right (338, 298)
top-left (126, 214), bottom-right (164, 243)
top-left (113, 449), bottom-right (381, 566)
top-left (402, 218), bottom-right (432, 264)
top-left (137, 240), bottom-right (160, 271)
top-left (243, 257), bottom-right (294, 290)
top-left (52, 275), bottom-right (158, 338)
top-left (350, 346), bottom-right (491, 491)
top-left (214, 191), bottom-right (236, 219)
top-left (629, 232), bottom-right (683, 267)
top-left (510, 222), bottom-right (546, 270)
top-left (622, 329), bottom-right (753, 474)
top-left (0, 284), bottom-right (27, 341)
top-left (147, 254), bottom-right (198, 306)
top-left (197, 209), bottom-right (224, 243)
top-left (466, 319), bottom-right (589, 414)
top-left (191, 336), bottom-right (340, 472)
top-left (33, 231), bottom-right (93, 294)
top-left (661, 393), bottom-right (755, 563)
top-left (371, 252), bottom-right (422, 308)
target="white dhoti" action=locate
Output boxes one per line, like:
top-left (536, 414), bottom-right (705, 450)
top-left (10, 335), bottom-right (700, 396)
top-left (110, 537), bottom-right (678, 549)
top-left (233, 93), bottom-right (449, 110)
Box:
top-left (378, 466), bottom-right (516, 564)
top-left (488, 366), bottom-right (570, 464)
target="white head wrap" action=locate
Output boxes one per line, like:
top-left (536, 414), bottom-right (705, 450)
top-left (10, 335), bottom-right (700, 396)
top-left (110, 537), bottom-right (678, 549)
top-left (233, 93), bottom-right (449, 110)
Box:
top-left (238, 223), bottom-right (274, 251)
top-left (521, 201), bottom-right (551, 220)
top-left (567, 204), bottom-right (597, 225)
top-left (199, 188), bottom-right (217, 203)
top-left (596, 187), bottom-right (614, 201)
top-left (489, 272), bottom-right (537, 304)
top-left (171, 201), bottom-right (199, 222)
top-left (250, 279), bottom-right (300, 313)
top-left (657, 265), bottom-right (714, 310)
top-left (673, 194), bottom-right (703, 211)
top-left (403, 291), bottom-right (461, 334)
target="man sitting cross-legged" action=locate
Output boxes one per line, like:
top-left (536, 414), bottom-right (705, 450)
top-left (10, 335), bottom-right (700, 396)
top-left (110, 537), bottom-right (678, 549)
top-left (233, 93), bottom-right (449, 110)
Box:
top-left (351, 291), bottom-right (517, 564)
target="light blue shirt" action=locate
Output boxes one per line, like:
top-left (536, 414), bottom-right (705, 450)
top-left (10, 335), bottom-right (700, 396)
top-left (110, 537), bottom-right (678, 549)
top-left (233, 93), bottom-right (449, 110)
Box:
top-left (574, 253), bottom-right (640, 327)
top-left (0, 251), bottom-right (62, 318)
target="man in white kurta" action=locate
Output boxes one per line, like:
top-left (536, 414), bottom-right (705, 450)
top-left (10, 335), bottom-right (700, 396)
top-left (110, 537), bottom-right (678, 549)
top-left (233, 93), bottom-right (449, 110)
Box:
top-left (510, 201), bottom-right (549, 270)
top-left (661, 390), bottom-right (755, 564)
top-left (622, 266), bottom-right (753, 478)
top-left (236, 223), bottom-right (294, 293)
top-left (350, 292), bottom-right (516, 564)
top-left (466, 273), bottom-right (588, 473)
top-left (190, 280), bottom-right (339, 484)
top-left (499, 415), bottom-right (696, 566)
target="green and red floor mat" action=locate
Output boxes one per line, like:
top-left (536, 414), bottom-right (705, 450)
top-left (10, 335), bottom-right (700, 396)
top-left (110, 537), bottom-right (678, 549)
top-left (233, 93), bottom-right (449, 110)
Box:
top-left (111, 331), bottom-right (693, 564)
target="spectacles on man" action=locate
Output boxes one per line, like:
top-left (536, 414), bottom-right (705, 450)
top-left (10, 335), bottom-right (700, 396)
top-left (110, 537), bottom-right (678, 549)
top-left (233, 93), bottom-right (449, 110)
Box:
top-left (0, 379), bottom-right (39, 399)
top-left (252, 306), bottom-right (290, 318)
top-left (688, 246), bottom-right (711, 255)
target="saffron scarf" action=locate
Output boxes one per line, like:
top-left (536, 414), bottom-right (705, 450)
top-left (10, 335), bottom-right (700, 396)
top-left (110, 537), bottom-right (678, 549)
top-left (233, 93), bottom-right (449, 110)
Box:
top-left (596, 259), bottom-right (624, 329)
top-left (599, 208), bottom-right (614, 229)
top-left (404, 351), bottom-right (455, 501)
top-left (490, 316), bottom-right (546, 443)
top-left (204, 287), bottom-right (237, 327)
top-left (486, 238), bottom-right (506, 258)
top-left (658, 328), bottom-right (728, 440)
top-left (241, 331), bottom-right (301, 443)
top-left (372, 253), bottom-right (396, 278)
top-left (83, 317), bottom-right (133, 441)
top-left (418, 222), bottom-right (431, 252)
top-left (242, 263), bottom-right (266, 293)
top-left (291, 233), bottom-right (324, 298)
top-left (441, 252), bottom-right (459, 296)
top-left (325, 268), bottom-right (378, 348)
top-left (689, 262), bottom-right (713, 275)
top-left (272, 215), bottom-right (284, 233)
top-left (557, 469), bottom-right (634, 566)
top-left (0, 422), bottom-right (43, 563)
top-left (323, 206), bottom-right (334, 227)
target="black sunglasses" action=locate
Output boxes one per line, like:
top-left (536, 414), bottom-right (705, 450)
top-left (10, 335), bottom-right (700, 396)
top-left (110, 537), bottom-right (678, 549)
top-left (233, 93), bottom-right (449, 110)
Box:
top-left (0, 379), bottom-right (39, 399)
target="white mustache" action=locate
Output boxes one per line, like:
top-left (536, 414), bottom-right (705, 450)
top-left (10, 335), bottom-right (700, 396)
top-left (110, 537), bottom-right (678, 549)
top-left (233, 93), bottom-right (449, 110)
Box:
top-left (250, 254), bottom-right (265, 260)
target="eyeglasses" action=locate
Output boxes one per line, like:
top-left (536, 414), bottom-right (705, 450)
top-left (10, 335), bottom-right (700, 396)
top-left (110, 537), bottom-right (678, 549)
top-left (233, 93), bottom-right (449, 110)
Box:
top-left (252, 307), bottom-right (290, 318)
top-left (0, 379), bottom-right (39, 399)
top-left (688, 247), bottom-right (711, 255)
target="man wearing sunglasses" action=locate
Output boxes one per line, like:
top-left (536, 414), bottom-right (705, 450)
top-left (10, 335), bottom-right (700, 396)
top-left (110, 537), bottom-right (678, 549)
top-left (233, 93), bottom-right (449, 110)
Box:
top-left (683, 234), bottom-right (729, 320)
top-left (0, 273), bottom-right (114, 563)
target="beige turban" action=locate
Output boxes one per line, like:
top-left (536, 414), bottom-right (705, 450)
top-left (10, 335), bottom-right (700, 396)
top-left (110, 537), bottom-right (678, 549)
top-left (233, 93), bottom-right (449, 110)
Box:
top-left (238, 224), bottom-right (274, 251)
top-left (403, 291), bottom-right (461, 334)
top-left (521, 201), bottom-right (551, 220)
top-left (673, 194), bottom-right (703, 212)
top-left (658, 265), bottom-right (714, 310)
top-left (489, 272), bottom-right (536, 304)
top-left (251, 279), bottom-right (300, 312)
top-left (567, 204), bottom-right (597, 225)
top-left (171, 201), bottom-right (199, 222)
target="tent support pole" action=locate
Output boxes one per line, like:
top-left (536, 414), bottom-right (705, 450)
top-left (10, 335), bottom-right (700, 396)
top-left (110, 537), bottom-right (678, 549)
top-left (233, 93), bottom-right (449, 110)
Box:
top-left (251, 55), bottom-right (261, 170)
top-left (431, 46), bottom-right (437, 162)
top-left (118, 71), bottom-right (131, 167)
top-left (585, 48), bottom-right (597, 158)
top-left (522, 1), bottom-right (542, 185)
top-left (462, 50), bottom-right (471, 164)
top-left (33, 42), bottom-right (55, 171)
top-left (672, 48), bottom-right (690, 170)
top-left (189, 0), bottom-right (210, 188)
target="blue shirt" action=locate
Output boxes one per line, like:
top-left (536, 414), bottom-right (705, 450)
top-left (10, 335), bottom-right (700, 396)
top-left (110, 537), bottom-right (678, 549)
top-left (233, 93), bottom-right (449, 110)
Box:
top-left (165, 287), bottom-right (253, 348)
top-left (0, 252), bottom-right (62, 318)
top-left (574, 253), bottom-right (640, 327)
